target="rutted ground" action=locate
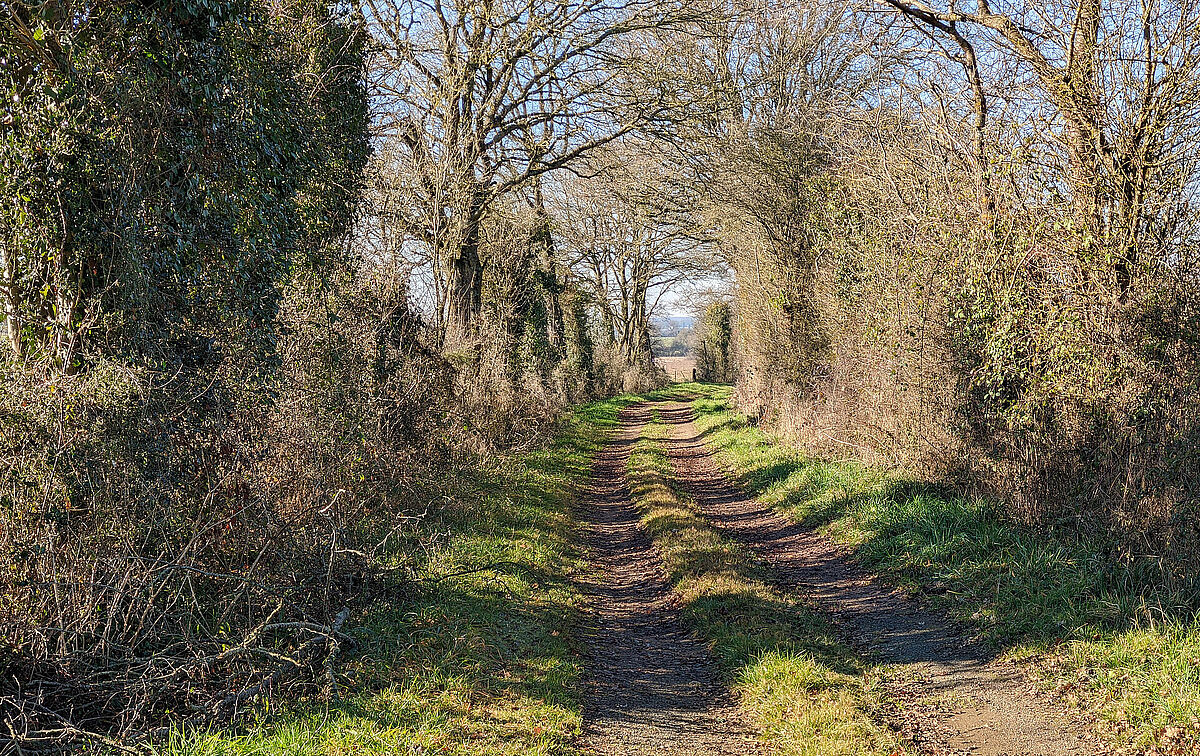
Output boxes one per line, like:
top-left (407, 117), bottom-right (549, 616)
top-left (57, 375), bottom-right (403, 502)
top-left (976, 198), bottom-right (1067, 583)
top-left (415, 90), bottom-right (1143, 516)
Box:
top-left (579, 395), bottom-right (1105, 756)
top-left (656, 399), bottom-right (1100, 756)
top-left (577, 403), bottom-right (762, 755)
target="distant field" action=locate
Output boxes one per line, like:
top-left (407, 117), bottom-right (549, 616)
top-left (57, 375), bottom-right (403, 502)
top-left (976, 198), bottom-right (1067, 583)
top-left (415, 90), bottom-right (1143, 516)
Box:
top-left (655, 356), bottom-right (697, 382)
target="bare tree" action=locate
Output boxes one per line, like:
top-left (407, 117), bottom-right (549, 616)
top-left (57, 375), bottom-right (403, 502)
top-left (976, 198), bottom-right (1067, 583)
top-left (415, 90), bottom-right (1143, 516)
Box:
top-left (878, 1), bottom-right (996, 218)
top-left (876, 0), bottom-right (1200, 298)
top-left (639, 0), bottom-right (887, 412)
top-left (365, 0), bottom-right (686, 344)
top-left (549, 145), bottom-right (715, 368)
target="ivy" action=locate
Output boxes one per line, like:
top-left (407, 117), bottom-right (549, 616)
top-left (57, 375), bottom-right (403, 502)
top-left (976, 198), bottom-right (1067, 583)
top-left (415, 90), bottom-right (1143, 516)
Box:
top-left (1, 1), bottom-right (369, 372)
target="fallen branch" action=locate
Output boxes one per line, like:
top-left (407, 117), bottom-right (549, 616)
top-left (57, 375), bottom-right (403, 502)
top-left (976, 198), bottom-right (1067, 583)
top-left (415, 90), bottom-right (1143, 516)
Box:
top-left (215, 606), bottom-right (352, 717)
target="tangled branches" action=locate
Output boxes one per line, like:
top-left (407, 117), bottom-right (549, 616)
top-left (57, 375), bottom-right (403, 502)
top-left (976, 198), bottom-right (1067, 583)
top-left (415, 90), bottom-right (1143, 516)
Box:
top-left (1, 604), bottom-right (355, 753)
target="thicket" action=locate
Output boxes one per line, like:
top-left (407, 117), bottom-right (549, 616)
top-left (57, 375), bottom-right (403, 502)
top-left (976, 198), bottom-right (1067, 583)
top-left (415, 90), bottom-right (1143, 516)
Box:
top-left (0, 0), bottom-right (387, 744)
top-left (0, 0), bottom-right (662, 749)
top-left (693, 300), bottom-right (733, 383)
top-left (671, 0), bottom-right (1200, 582)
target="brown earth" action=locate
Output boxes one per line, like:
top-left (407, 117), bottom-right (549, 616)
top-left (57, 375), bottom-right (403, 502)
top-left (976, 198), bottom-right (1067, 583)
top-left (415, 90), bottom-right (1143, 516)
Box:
top-left (655, 399), bottom-right (1106, 756)
top-left (578, 403), bottom-right (765, 755)
top-left (579, 399), bottom-right (1105, 755)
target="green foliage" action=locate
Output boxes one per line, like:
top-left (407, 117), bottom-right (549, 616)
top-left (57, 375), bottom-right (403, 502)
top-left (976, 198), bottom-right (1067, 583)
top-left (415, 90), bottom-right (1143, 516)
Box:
top-left (727, 114), bottom-right (1200, 569)
top-left (694, 301), bottom-right (732, 383)
top-left (0, 1), bottom-right (376, 745)
top-left (651, 335), bottom-right (689, 357)
top-left (560, 288), bottom-right (595, 402)
top-left (1, 0), bottom-right (368, 368)
top-left (469, 203), bottom-right (600, 430)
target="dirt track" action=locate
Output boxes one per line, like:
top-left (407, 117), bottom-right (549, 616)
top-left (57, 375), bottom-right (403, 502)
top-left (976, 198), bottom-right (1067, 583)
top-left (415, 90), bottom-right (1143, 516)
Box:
top-left (580, 399), bottom-right (1103, 756)
top-left (578, 403), bottom-right (763, 755)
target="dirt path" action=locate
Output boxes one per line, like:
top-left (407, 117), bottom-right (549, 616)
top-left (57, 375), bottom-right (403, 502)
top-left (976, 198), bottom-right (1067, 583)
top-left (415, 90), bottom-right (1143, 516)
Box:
top-left (578, 403), bottom-right (764, 756)
top-left (656, 400), bottom-right (1104, 756)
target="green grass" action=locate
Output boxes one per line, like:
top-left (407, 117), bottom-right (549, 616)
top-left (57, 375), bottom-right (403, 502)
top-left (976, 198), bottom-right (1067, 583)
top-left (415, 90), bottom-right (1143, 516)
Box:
top-left (625, 411), bottom-right (909, 756)
top-left (155, 382), bottom-right (1200, 755)
top-left (687, 384), bottom-right (1200, 754)
top-left (162, 396), bottom-right (638, 756)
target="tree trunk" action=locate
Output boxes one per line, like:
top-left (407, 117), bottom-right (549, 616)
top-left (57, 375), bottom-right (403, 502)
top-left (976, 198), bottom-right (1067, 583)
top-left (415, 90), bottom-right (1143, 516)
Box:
top-left (955, 25), bottom-right (996, 221)
top-left (1063, 0), bottom-right (1105, 262)
top-left (543, 271), bottom-right (565, 350)
top-left (600, 303), bottom-right (615, 348)
top-left (0, 243), bottom-right (22, 358)
top-left (594, 261), bottom-right (616, 346)
top-left (623, 277), bottom-right (651, 367)
top-left (1114, 152), bottom-right (1147, 301)
top-left (532, 188), bottom-right (565, 353)
top-left (446, 214), bottom-right (484, 344)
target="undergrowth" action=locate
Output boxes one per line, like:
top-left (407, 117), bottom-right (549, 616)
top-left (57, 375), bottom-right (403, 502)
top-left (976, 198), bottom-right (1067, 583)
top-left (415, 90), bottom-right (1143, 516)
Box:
top-left (686, 383), bottom-right (1200, 755)
top-left (162, 396), bottom-right (636, 756)
top-left (626, 410), bottom-right (909, 756)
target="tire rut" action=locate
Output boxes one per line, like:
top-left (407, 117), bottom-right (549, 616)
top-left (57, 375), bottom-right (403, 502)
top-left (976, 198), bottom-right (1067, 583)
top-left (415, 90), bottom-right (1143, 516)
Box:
top-left (579, 403), bottom-right (764, 756)
top-left (657, 400), bottom-right (1105, 756)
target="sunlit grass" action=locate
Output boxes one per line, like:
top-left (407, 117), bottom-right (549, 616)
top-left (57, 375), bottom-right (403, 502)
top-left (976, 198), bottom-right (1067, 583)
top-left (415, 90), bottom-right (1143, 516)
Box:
top-left (158, 381), bottom-right (1200, 755)
top-left (161, 395), bottom-right (640, 756)
top-left (626, 415), bottom-right (909, 756)
top-left (689, 384), bottom-right (1200, 754)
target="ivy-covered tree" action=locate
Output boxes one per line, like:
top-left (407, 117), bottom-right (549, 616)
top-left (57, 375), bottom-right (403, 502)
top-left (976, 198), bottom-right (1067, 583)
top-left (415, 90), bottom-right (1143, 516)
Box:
top-left (1, 0), bottom-right (369, 370)
top-left (0, 1), bottom-right (374, 744)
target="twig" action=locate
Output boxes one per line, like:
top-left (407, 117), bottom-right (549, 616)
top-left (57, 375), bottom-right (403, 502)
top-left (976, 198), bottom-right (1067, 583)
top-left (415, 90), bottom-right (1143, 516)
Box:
top-left (420, 560), bottom-right (526, 584)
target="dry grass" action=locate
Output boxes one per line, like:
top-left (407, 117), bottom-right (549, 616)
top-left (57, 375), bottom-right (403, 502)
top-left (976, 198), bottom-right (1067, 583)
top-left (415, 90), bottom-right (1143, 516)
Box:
top-left (653, 356), bottom-right (697, 383)
top-left (160, 395), bottom-right (641, 756)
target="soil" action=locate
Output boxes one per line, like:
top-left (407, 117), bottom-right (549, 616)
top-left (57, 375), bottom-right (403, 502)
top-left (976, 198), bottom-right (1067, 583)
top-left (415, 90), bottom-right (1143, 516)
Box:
top-left (578, 403), bottom-right (765, 755)
top-left (657, 400), bottom-right (1106, 756)
top-left (579, 399), bottom-right (1105, 755)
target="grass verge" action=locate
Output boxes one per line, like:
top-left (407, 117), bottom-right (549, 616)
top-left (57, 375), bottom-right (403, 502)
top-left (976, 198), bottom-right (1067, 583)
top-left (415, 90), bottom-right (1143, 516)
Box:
top-left (161, 396), bottom-right (636, 756)
top-left (686, 383), bottom-right (1200, 755)
top-left (626, 411), bottom-right (909, 756)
